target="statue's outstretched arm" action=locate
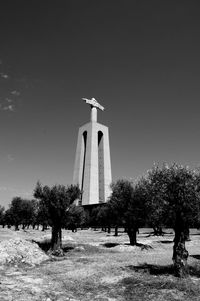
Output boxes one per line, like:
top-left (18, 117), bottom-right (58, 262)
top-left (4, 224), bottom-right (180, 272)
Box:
top-left (82, 98), bottom-right (104, 111)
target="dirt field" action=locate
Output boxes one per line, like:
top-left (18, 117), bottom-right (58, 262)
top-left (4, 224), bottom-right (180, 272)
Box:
top-left (0, 227), bottom-right (200, 301)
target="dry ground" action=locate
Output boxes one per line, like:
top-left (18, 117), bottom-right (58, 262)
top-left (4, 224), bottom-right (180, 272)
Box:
top-left (0, 227), bottom-right (200, 301)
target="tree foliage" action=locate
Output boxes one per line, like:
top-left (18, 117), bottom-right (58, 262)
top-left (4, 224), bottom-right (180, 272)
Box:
top-left (65, 204), bottom-right (86, 231)
top-left (108, 179), bottom-right (146, 245)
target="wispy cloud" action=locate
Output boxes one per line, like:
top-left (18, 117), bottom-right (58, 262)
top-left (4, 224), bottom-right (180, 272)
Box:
top-left (11, 90), bottom-right (20, 96)
top-left (0, 102), bottom-right (16, 112)
top-left (2, 104), bottom-right (15, 112)
top-left (0, 73), bottom-right (9, 79)
top-left (0, 60), bottom-right (19, 112)
top-left (5, 98), bottom-right (13, 103)
top-left (0, 96), bottom-right (16, 112)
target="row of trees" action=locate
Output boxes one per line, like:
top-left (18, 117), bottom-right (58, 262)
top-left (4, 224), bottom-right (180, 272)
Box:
top-left (1, 163), bottom-right (200, 276)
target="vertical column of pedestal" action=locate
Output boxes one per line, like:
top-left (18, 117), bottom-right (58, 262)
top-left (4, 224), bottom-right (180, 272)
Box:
top-left (102, 126), bottom-right (112, 202)
top-left (82, 123), bottom-right (99, 205)
top-left (73, 126), bottom-right (85, 188)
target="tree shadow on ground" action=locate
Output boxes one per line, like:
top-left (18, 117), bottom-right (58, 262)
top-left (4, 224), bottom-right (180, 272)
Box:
top-left (62, 246), bottom-right (74, 252)
top-left (157, 240), bottom-right (173, 244)
top-left (32, 239), bottom-right (51, 252)
top-left (124, 242), bottom-right (153, 250)
top-left (126, 263), bottom-right (174, 275)
top-left (102, 242), bottom-right (153, 250)
top-left (145, 231), bottom-right (173, 237)
top-left (102, 242), bottom-right (120, 248)
top-left (125, 263), bottom-right (200, 277)
top-left (190, 255), bottom-right (200, 260)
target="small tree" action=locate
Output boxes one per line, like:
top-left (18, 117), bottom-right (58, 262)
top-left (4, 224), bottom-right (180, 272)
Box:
top-left (89, 207), bottom-right (101, 230)
top-left (34, 182), bottom-right (80, 254)
top-left (95, 205), bottom-right (110, 232)
top-left (0, 205), bottom-right (5, 227)
top-left (9, 197), bottom-right (24, 230)
top-left (107, 196), bottom-right (123, 236)
top-left (108, 179), bottom-right (146, 245)
top-left (4, 208), bottom-right (13, 228)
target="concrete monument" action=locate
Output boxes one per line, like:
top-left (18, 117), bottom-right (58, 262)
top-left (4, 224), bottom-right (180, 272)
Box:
top-left (73, 98), bottom-right (112, 205)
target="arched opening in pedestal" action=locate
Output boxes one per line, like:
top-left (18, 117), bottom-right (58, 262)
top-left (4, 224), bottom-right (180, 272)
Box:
top-left (98, 130), bottom-right (104, 203)
top-left (81, 131), bottom-right (87, 198)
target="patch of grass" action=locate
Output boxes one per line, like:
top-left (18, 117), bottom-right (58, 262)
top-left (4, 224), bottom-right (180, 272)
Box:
top-left (77, 244), bottom-right (107, 254)
top-left (125, 262), bottom-right (200, 279)
top-left (119, 274), bottom-right (200, 301)
top-left (120, 264), bottom-right (200, 300)
top-left (66, 279), bottom-right (119, 300)
top-left (76, 257), bottom-right (92, 264)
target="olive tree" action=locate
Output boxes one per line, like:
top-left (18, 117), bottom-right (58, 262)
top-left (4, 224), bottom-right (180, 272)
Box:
top-left (34, 182), bottom-right (80, 254)
top-left (144, 164), bottom-right (200, 277)
top-left (9, 197), bottom-right (24, 230)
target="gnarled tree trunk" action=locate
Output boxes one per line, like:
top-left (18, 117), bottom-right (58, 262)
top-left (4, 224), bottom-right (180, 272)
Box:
top-left (51, 224), bottom-right (63, 256)
top-left (127, 227), bottom-right (137, 246)
top-left (173, 219), bottom-right (189, 277)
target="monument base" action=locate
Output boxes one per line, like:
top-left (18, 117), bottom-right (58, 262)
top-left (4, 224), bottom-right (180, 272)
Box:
top-left (73, 121), bottom-right (112, 206)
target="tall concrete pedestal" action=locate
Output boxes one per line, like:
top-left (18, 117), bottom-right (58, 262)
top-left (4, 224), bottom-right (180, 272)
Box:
top-left (73, 98), bottom-right (112, 205)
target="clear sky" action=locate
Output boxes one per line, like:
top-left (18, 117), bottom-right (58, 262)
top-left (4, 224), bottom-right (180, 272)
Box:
top-left (0, 0), bottom-right (200, 208)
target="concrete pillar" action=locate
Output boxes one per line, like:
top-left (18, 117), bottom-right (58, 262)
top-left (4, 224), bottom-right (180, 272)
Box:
top-left (91, 107), bottom-right (97, 122)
